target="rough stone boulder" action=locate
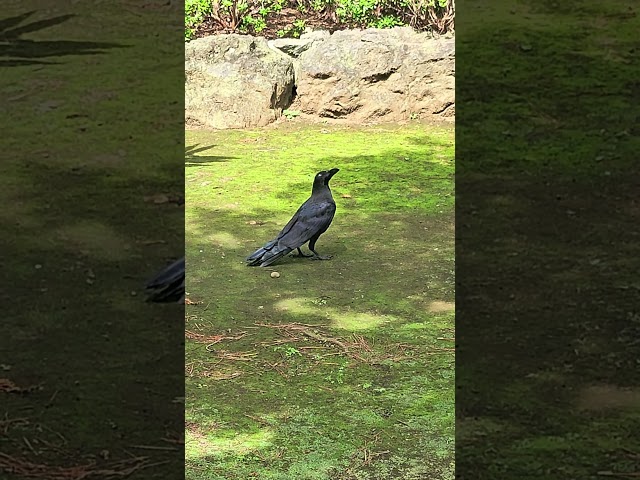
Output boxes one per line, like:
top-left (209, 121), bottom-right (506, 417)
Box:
top-left (296, 27), bottom-right (455, 121)
top-left (267, 30), bottom-right (331, 58)
top-left (185, 34), bottom-right (295, 129)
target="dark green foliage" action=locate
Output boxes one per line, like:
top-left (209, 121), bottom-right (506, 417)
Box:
top-left (185, 0), bottom-right (454, 40)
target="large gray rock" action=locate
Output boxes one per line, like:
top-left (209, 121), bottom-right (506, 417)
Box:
top-left (185, 34), bottom-right (295, 129)
top-left (268, 30), bottom-right (331, 58)
top-left (297, 27), bottom-right (455, 121)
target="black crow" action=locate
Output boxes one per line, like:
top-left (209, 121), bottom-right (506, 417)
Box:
top-left (246, 168), bottom-right (339, 267)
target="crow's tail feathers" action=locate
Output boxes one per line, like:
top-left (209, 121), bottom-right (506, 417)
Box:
top-left (145, 257), bottom-right (185, 303)
top-left (246, 240), bottom-right (292, 267)
top-left (146, 282), bottom-right (185, 303)
top-left (246, 240), bottom-right (275, 264)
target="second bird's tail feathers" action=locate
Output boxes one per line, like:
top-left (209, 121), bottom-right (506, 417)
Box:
top-left (145, 257), bottom-right (185, 303)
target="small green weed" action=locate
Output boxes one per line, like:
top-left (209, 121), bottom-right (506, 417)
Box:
top-left (283, 109), bottom-right (302, 119)
top-left (274, 345), bottom-right (303, 357)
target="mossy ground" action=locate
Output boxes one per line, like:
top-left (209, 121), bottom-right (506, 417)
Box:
top-left (457, 0), bottom-right (640, 478)
top-left (1, 3), bottom-right (183, 478)
top-left (186, 121), bottom-right (455, 479)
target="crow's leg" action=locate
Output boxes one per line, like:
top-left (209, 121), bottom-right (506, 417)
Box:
top-left (293, 247), bottom-right (313, 258)
top-left (309, 250), bottom-right (332, 260)
top-left (308, 238), bottom-right (332, 260)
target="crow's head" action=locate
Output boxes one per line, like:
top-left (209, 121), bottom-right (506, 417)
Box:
top-left (314, 168), bottom-right (339, 187)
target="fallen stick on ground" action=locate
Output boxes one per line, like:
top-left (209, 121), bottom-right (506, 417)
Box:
top-left (255, 323), bottom-right (366, 361)
top-left (0, 452), bottom-right (164, 480)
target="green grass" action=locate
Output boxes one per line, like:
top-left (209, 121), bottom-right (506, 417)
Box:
top-left (1, 3), bottom-right (183, 478)
top-left (457, 0), bottom-right (640, 478)
top-left (186, 121), bottom-right (454, 479)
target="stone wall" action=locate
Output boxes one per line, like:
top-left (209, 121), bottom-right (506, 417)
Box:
top-left (185, 27), bottom-right (454, 129)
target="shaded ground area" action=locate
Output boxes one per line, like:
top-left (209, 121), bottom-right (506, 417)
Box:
top-left (457, 0), bottom-right (640, 478)
top-left (185, 122), bottom-right (454, 479)
top-left (1, 2), bottom-right (184, 478)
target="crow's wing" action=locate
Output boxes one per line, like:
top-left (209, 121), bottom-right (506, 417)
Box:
top-left (276, 200), bottom-right (336, 249)
top-left (245, 200), bottom-right (312, 264)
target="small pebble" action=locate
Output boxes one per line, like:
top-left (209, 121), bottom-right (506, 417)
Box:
top-left (271, 272), bottom-right (280, 278)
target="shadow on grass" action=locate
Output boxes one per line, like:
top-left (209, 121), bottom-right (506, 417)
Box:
top-left (2, 158), bottom-right (185, 458)
top-left (0, 5), bottom-right (183, 480)
top-left (456, 1), bottom-right (640, 478)
top-left (185, 129), bottom-right (455, 480)
top-left (253, 148), bottom-right (453, 215)
top-left (186, 144), bottom-right (236, 166)
top-left (0, 11), bottom-right (125, 67)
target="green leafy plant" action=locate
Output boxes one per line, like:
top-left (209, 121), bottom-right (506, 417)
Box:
top-left (325, 361), bottom-right (348, 385)
top-left (271, 0), bottom-right (287, 12)
top-left (240, 13), bottom-right (267, 32)
top-left (185, 0), bottom-right (455, 41)
top-left (283, 109), bottom-right (302, 119)
top-left (291, 19), bottom-right (307, 37)
top-left (185, 0), bottom-right (214, 40)
top-left (275, 19), bottom-right (307, 39)
top-left (369, 14), bottom-right (404, 28)
top-left (274, 345), bottom-right (302, 357)
top-left (208, 0), bottom-right (251, 32)
top-left (335, 0), bottom-right (379, 23)
top-left (310, 0), bottom-right (333, 12)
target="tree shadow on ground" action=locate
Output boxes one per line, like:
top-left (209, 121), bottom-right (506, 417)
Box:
top-left (456, 1), bottom-right (640, 477)
top-left (186, 144), bottom-right (236, 166)
top-left (0, 11), bottom-right (124, 67)
top-left (1, 5), bottom-right (183, 479)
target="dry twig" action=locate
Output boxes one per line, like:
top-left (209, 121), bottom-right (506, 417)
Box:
top-left (255, 323), bottom-right (366, 360)
top-left (0, 452), bottom-right (163, 480)
top-left (1, 415), bottom-right (29, 434)
top-left (185, 330), bottom-right (247, 345)
top-left (597, 473), bottom-right (640, 478)
top-left (0, 379), bottom-right (40, 394)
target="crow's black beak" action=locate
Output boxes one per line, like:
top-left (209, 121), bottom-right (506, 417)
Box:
top-left (327, 168), bottom-right (339, 178)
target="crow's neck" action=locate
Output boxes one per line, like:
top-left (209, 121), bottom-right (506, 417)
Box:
top-left (312, 183), bottom-right (330, 196)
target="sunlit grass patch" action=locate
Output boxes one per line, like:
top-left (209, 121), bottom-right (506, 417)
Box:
top-left (186, 121), bottom-right (454, 479)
